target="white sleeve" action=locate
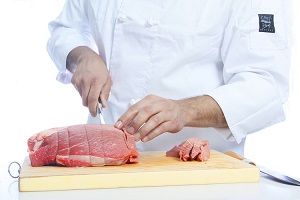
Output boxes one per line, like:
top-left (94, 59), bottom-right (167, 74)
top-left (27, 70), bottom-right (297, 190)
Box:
top-left (46, 0), bottom-right (97, 84)
top-left (207, 0), bottom-right (291, 143)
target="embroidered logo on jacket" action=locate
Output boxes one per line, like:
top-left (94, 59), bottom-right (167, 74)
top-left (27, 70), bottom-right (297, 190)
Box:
top-left (258, 14), bottom-right (275, 33)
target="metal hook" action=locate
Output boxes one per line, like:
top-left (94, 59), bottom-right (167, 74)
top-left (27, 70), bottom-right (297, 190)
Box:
top-left (8, 161), bottom-right (21, 178)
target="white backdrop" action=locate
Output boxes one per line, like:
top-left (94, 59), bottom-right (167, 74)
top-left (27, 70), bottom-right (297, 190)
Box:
top-left (0, 0), bottom-right (299, 180)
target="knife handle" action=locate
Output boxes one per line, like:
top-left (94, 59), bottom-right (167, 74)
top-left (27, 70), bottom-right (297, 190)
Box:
top-left (224, 151), bottom-right (256, 166)
top-left (224, 151), bottom-right (244, 160)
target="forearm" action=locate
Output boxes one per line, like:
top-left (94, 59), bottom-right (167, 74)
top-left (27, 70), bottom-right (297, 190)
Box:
top-left (175, 95), bottom-right (228, 128)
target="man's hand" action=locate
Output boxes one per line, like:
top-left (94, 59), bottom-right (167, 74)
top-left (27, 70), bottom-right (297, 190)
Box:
top-left (114, 95), bottom-right (227, 142)
top-left (67, 46), bottom-right (111, 117)
top-left (114, 95), bottom-right (186, 142)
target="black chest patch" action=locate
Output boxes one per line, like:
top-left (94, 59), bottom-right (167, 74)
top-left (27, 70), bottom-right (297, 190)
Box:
top-left (258, 14), bottom-right (275, 33)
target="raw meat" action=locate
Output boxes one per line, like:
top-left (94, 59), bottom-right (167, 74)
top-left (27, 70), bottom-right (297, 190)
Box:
top-left (28, 124), bottom-right (139, 167)
top-left (166, 138), bottom-right (210, 162)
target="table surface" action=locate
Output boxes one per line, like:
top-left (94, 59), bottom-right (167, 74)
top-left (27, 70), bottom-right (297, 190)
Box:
top-left (1, 171), bottom-right (300, 200)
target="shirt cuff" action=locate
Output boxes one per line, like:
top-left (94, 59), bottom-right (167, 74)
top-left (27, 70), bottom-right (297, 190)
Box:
top-left (214, 127), bottom-right (244, 144)
top-left (56, 70), bottom-right (73, 84)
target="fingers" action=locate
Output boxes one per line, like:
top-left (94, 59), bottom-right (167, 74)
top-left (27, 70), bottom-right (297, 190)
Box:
top-left (115, 95), bottom-right (185, 142)
top-left (99, 76), bottom-right (112, 108)
top-left (115, 102), bottom-right (148, 131)
top-left (87, 77), bottom-right (112, 117)
top-left (133, 111), bottom-right (165, 141)
top-left (116, 98), bottom-right (160, 133)
top-left (87, 82), bottom-right (101, 117)
top-left (73, 76), bottom-right (99, 117)
top-left (138, 119), bottom-right (171, 142)
top-left (71, 70), bottom-right (111, 117)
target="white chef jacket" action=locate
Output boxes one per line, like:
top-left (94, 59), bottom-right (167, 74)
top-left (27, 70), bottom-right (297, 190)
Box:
top-left (47, 0), bottom-right (290, 155)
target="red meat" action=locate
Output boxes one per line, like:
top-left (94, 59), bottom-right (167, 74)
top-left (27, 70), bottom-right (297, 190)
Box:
top-left (166, 138), bottom-right (210, 162)
top-left (28, 124), bottom-right (139, 167)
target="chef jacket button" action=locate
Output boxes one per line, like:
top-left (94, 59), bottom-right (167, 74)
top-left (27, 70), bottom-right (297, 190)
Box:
top-left (118, 14), bottom-right (127, 23)
top-left (146, 18), bottom-right (159, 27)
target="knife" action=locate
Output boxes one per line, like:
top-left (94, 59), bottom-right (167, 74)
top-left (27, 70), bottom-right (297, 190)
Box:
top-left (225, 151), bottom-right (300, 186)
top-left (97, 98), bottom-right (105, 124)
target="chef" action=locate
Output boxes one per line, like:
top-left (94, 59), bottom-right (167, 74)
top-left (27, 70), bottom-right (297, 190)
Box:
top-left (47, 0), bottom-right (290, 155)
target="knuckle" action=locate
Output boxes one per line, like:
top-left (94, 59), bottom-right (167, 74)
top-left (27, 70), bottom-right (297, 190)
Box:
top-left (152, 115), bottom-right (161, 123)
top-left (101, 87), bottom-right (111, 99)
top-left (101, 92), bottom-right (110, 100)
top-left (90, 76), bottom-right (99, 85)
top-left (144, 105), bottom-right (153, 114)
top-left (153, 127), bottom-right (161, 135)
top-left (151, 125), bottom-right (164, 137)
top-left (128, 105), bottom-right (137, 113)
top-left (88, 96), bottom-right (98, 104)
top-left (130, 118), bottom-right (140, 128)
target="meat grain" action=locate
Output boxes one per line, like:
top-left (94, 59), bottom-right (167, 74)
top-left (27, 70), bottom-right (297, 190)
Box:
top-left (166, 138), bottom-right (210, 162)
top-left (28, 124), bottom-right (139, 167)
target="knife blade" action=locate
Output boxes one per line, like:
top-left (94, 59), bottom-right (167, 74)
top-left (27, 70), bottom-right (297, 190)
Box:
top-left (225, 151), bottom-right (300, 186)
top-left (97, 98), bottom-right (105, 124)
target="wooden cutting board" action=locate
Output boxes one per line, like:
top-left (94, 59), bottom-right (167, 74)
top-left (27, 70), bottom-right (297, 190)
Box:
top-left (19, 150), bottom-right (259, 192)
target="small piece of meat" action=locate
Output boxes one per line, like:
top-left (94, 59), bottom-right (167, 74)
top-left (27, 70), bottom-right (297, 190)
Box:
top-left (166, 138), bottom-right (210, 162)
top-left (28, 124), bottom-right (139, 167)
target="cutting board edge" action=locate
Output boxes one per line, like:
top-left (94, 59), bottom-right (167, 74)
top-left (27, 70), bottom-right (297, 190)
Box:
top-left (19, 167), bottom-right (260, 192)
